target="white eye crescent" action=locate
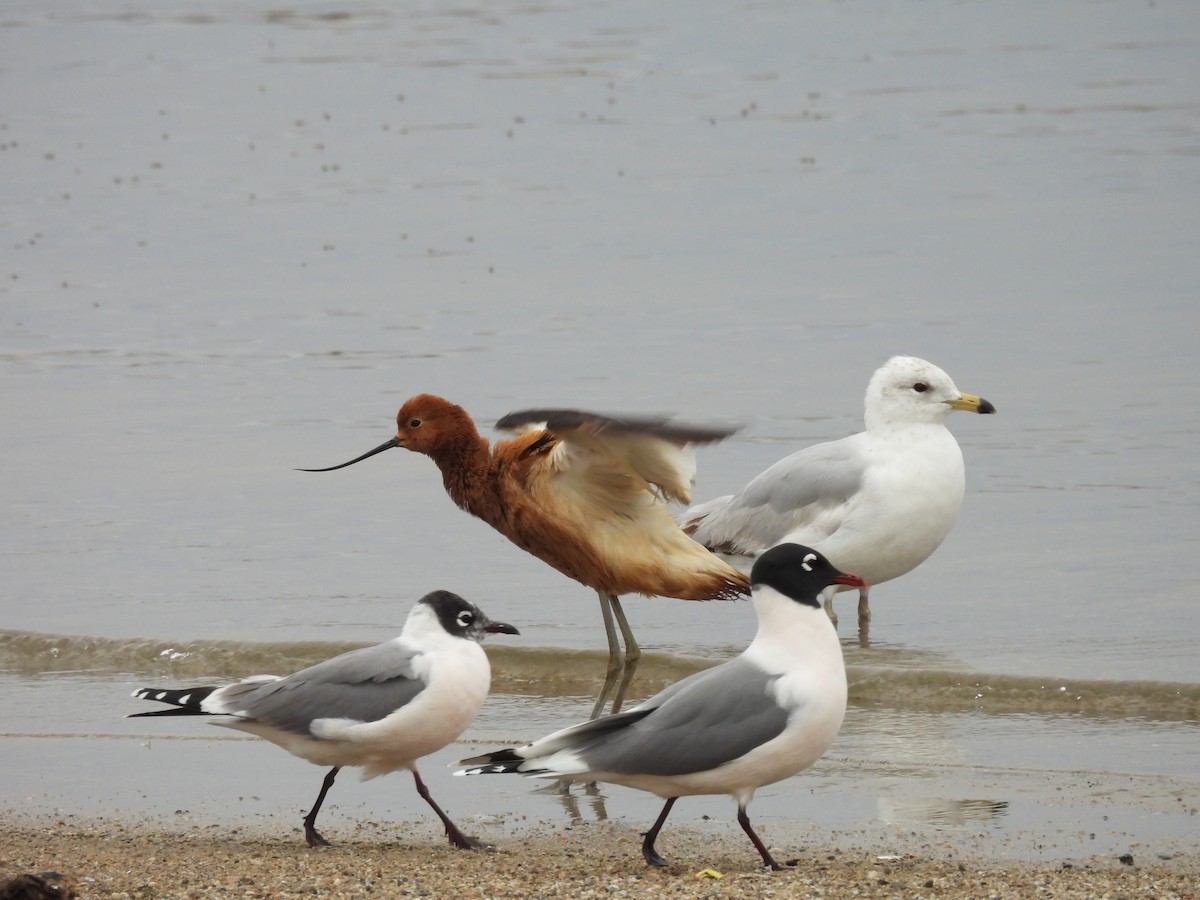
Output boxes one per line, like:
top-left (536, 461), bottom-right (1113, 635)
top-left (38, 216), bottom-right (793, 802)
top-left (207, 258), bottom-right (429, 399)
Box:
top-left (801, 553), bottom-right (816, 572)
top-left (456, 611), bottom-right (474, 627)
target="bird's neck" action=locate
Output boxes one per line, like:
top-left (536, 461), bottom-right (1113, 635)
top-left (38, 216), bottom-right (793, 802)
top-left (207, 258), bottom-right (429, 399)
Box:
top-left (746, 590), bottom-right (842, 673)
top-left (865, 413), bottom-right (948, 436)
top-left (427, 435), bottom-right (497, 518)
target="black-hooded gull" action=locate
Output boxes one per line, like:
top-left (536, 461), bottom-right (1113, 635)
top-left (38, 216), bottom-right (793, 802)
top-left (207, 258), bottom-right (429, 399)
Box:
top-left (130, 590), bottom-right (517, 849)
top-left (456, 543), bottom-right (862, 870)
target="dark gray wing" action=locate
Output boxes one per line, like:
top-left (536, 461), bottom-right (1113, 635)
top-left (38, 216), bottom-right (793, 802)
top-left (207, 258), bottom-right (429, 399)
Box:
top-left (219, 641), bottom-right (426, 737)
top-left (574, 657), bottom-right (788, 776)
top-left (496, 408), bottom-right (737, 445)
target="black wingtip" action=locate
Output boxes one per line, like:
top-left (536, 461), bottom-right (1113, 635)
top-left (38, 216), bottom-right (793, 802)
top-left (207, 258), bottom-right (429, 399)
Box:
top-left (457, 748), bottom-right (524, 768)
top-left (455, 763), bottom-right (524, 776)
top-left (129, 685), bottom-right (219, 714)
top-left (127, 707), bottom-right (207, 718)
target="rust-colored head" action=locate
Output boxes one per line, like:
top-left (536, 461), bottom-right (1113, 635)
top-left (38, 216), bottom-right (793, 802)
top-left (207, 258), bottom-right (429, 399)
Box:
top-left (393, 394), bottom-right (478, 456)
top-left (296, 393), bottom-right (480, 472)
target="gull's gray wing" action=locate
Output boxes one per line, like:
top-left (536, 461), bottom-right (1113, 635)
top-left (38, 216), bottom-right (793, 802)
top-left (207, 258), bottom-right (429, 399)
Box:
top-left (684, 433), bottom-right (868, 554)
top-left (216, 641), bottom-right (426, 736)
top-left (572, 657), bottom-right (789, 776)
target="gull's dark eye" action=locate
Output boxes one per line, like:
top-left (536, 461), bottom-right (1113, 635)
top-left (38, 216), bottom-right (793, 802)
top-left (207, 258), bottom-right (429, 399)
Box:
top-left (456, 610), bottom-right (474, 627)
top-left (913, 382), bottom-right (929, 393)
top-left (409, 418), bottom-right (422, 428)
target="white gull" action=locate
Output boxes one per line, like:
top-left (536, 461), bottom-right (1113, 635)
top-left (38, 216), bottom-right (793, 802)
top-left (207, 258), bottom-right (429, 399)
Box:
top-left (682, 356), bottom-right (995, 625)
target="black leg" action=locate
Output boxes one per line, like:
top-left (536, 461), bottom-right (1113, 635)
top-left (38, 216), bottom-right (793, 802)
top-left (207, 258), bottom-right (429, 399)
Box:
top-left (641, 797), bottom-right (677, 867)
top-left (412, 768), bottom-right (488, 850)
top-left (737, 803), bottom-right (785, 871)
top-left (303, 766), bottom-right (340, 848)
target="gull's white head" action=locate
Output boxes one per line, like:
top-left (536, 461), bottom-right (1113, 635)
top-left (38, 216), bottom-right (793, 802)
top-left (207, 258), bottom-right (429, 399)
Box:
top-left (864, 356), bottom-right (995, 431)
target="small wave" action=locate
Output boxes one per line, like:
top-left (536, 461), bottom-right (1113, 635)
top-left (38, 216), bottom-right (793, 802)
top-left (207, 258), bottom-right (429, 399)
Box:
top-left (3, 630), bottom-right (1197, 723)
top-left (0, 630), bottom-right (365, 681)
top-left (847, 665), bottom-right (1200, 722)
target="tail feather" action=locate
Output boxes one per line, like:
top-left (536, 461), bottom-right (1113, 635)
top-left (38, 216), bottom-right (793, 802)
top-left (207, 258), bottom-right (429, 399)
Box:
top-left (128, 685), bottom-right (219, 718)
top-left (719, 572), bottom-right (752, 599)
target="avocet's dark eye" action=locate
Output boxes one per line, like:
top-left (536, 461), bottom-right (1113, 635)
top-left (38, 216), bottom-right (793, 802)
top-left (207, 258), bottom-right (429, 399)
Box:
top-left (409, 418), bottom-right (422, 428)
top-left (913, 382), bottom-right (929, 393)
top-left (456, 610), bottom-right (474, 628)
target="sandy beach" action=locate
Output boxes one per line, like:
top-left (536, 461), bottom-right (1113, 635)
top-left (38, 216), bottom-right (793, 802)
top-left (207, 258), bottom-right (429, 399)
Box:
top-left (5, 816), bottom-right (1197, 899)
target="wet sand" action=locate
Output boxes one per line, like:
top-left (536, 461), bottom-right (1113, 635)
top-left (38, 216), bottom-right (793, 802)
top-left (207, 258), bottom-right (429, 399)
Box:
top-left (5, 816), bottom-right (1197, 899)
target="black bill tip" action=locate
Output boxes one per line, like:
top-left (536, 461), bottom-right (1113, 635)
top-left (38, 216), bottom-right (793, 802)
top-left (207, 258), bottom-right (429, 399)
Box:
top-left (296, 437), bottom-right (400, 472)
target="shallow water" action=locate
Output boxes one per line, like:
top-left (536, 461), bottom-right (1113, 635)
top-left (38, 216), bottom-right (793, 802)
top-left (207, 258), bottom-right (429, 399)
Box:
top-left (2, 0), bottom-right (1198, 862)
top-left (5, 667), bottom-right (1199, 863)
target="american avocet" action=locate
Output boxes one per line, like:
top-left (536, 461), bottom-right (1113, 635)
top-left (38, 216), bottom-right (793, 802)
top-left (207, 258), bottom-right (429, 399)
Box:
top-left (456, 543), bottom-right (862, 871)
top-left (130, 591), bottom-right (518, 849)
top-left (682, 356), bottom-right (995, 631)
top-left (300, 395), bottom-right (749, 715)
